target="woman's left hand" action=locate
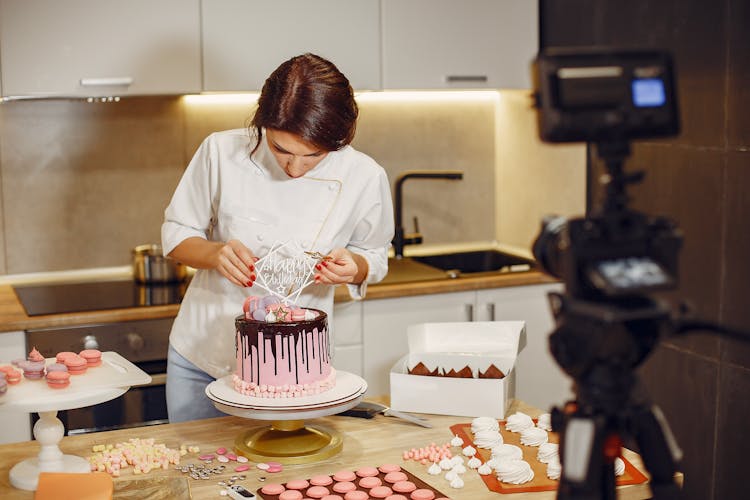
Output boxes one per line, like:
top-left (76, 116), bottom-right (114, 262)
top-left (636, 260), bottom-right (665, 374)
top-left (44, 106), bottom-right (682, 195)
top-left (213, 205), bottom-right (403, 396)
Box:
top-left (314, 248), bottom-right (368, 285)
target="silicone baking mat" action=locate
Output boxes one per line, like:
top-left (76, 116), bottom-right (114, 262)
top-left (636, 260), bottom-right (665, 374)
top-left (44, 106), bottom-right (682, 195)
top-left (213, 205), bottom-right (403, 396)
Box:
top-left (449, 421), bottom-right (648, 494)
top-left (255, 466), bottom-right (451, 499)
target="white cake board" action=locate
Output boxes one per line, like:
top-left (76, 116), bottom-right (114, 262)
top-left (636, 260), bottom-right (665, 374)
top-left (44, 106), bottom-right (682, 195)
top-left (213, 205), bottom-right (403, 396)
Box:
top-left (0, 352), bottom-right (151, 491)
top-left (205, 370), bottom-right (367, 417)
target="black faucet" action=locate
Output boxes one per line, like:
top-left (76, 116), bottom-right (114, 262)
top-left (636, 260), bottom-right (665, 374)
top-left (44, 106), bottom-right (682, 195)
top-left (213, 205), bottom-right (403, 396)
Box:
top-left (392, 170), bottom-right (464, 259)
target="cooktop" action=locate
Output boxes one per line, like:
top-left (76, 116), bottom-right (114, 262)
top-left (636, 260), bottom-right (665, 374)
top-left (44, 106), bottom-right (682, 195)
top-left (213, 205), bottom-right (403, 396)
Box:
top-left (13, 280), bottom-right (187, 316)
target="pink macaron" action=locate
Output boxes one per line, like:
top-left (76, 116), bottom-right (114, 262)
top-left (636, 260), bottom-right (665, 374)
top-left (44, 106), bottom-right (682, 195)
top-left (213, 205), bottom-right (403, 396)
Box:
top-left (46, 370), bottom-right (71, 389)
top-left (19, 360), bottom-right (46, 380)
top-left (56, 351), bottom-right (78, 364)
top-left (78, 349), bottom-right (102, 367)
top-left (2, 367), bottom-right (22, 385)
top-left (64, 356), bottom-right (88, 375)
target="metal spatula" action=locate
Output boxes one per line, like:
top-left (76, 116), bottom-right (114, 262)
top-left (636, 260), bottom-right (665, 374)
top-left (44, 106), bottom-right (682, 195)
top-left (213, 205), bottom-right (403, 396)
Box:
top-left (353, 401), bottom-right (433, 428)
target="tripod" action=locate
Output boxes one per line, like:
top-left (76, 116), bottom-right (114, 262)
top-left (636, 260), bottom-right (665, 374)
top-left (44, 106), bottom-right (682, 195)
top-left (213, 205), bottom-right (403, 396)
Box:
top-left (534, 140), bottom-right (686, 499)
top-left (548, 292), bottom-right (683, 500)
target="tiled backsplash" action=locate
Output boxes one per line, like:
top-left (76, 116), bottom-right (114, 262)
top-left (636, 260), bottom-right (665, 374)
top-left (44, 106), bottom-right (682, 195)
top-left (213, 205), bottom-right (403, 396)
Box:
top-left (0, 91), bottom-right (584, 275)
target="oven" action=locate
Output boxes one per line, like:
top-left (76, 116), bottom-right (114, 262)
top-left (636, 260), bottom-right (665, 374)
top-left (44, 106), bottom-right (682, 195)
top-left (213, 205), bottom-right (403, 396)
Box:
top-left (13, 278), bottom-right (185, 435)
top-left (25, 318), bottom-right (173, 434)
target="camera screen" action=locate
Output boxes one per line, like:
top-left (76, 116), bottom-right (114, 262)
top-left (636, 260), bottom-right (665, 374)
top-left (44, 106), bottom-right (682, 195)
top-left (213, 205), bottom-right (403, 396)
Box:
top-left (632, 78), bottom-right (666, 107)
top-left (588, 257), bottom-right (673, 294)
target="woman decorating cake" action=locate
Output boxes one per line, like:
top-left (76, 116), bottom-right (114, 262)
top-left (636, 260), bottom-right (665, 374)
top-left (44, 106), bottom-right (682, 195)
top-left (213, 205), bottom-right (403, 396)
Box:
top-left (162, 53), bottom-right (394, 422)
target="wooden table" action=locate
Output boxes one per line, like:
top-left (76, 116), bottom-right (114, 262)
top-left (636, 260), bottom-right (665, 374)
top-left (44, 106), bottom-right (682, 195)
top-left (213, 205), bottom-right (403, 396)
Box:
top-left (0, 400), bottom-right (657, 499)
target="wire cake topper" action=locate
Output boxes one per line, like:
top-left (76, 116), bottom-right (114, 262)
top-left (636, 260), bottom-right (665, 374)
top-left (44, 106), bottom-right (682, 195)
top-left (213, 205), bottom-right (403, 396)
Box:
top-left (252, 241), bottom-right (327, 304)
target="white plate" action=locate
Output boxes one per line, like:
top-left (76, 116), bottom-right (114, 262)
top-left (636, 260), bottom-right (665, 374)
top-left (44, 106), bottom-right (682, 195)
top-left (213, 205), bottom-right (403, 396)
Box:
top-left (205, 371), bottom-right (367, 410)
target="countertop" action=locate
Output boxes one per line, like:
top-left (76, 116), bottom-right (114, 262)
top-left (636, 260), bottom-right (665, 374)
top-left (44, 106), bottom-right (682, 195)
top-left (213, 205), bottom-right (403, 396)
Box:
top-left (0, 399), bottom-right (659, 499)
top-left (0, 264), bottom-right (556, 333)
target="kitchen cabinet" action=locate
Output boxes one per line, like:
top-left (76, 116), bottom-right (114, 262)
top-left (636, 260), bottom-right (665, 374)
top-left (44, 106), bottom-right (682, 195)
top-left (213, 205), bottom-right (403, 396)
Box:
top-left (381, 0), bottom-right (538, 89)
top-left (202, 0), bottom-right (381, 91)
top-left (0, 331), bottom-right (31, 444)
top-left (332, 300), bottom-right (364, 377)
top-left (0, 0), bottom-right (201, 97)
top-left (475, 283), bottom-right (573, 412)
top-left (362, 290), bottom-right (475, 396)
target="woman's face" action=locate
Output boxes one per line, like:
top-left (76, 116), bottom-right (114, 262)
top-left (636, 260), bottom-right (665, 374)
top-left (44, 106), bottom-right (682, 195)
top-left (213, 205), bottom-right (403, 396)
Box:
top-left (266, 129), bottom-right (329, 178)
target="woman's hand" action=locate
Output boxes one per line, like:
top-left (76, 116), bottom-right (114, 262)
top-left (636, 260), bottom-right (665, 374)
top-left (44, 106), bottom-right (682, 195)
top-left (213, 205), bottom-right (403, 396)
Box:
top-left (314, 248), bottom-right (368, 286)
top-left (213, 239), bottom-right (258, 287)
top-left (168, 237), bottom-right (257, 288)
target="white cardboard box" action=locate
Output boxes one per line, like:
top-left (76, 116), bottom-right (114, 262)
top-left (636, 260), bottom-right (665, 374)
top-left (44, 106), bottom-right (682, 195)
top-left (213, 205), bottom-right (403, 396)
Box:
top-left (390, 321), bottom-right (526, 418)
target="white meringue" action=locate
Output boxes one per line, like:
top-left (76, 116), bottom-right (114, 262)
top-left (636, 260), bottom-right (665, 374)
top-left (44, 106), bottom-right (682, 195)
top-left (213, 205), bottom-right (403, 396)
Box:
top-left (451, 463), bottom-right (467, 474)
top-left (439, 457), bottom-right (453, 470)
top-left (450, 455), bottom-right (464, 467)
top-left (449, 475), bottom-right (465, 489)
top-left (471, 416), bottom-right (500, 434)
top-left (427, 462), bottom-right (442, 475)
top-left (505, 412), bottom-right (534, 433)
top-left (462, 445), bottom-right (477, 457)
top-left (444, 470), bottom-right (458, 482)
top-left (614, 457), bottom-right (625, 476)
top-left (491, 443), bottom-right (523, 463)
top-left (473, 429), bottom-right (503, 449)
top-left (520, 427), bottom-right (549, 446)
top-left (537, 412), bottom-right (552, 431)
top-left (537, 442), bottom-right (559, 464)
top-left (546, 458), bottom-right (562, 480)
top-left (467, 456), bottom-right (482, 469)
top-left (450, 434), bottom-right (464, 447)
top-left (496, 459), bottom-right (535, 484)
top-left (477, 463), bottom-right (493, 475)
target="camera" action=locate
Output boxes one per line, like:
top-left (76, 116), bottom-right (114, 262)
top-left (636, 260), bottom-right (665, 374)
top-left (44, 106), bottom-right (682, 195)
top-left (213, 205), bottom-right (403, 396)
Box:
top-left (531, 48), bottom-right (682, 300)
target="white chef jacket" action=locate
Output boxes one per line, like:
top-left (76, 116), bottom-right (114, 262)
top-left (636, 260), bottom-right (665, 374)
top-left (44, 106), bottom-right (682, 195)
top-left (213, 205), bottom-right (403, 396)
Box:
top-left (162, 129), bottom-right (394, 378)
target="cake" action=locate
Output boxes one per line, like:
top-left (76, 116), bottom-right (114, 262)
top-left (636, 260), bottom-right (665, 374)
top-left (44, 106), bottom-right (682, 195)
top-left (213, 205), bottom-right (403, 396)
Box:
top-left (233, 296), bottom-right (335, 398)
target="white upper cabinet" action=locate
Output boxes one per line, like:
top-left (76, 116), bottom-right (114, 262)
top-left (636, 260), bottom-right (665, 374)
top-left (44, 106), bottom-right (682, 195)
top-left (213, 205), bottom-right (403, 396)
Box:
top-left (0, 0), bottom-right (201, 97)
top-left (202, 0), bottom-right (381, 91)
top-left (381, 0), bottom-right (538, 90)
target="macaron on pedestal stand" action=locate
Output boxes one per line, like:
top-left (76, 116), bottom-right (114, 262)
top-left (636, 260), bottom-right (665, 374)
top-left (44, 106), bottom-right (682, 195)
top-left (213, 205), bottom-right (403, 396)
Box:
top-left (0, 351), bottom-right (151, 491)
top-left (205, 242), bottom-right (368, 465)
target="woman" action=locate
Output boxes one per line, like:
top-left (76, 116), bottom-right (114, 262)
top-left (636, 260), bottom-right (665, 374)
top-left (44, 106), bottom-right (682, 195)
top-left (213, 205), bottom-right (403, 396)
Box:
top-left (162, 53), bottom-right (394, 422)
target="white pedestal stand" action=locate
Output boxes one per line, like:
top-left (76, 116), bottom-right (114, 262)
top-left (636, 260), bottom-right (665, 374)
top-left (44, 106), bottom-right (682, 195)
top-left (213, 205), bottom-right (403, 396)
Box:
top-left (7, 387), bottom-right (127, 491)
top-left (206, 371), bottom-right (367, 464)
top-left (1, 352), bottom-right (151, 491)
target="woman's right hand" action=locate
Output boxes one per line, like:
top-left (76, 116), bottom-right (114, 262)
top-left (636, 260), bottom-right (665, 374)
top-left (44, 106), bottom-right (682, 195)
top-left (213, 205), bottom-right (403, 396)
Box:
top-left (213, 239), bottom-right (258, 287)
top-left (168, 237), bottom-right (257, 288)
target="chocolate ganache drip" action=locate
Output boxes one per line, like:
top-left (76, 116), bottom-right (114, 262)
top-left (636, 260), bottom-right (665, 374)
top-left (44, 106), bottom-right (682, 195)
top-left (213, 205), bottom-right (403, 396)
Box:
top-left (235, 309), bottom-right (330, 386)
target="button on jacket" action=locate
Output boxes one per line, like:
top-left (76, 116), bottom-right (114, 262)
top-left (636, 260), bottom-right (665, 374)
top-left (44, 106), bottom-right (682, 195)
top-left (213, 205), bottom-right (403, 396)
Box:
top-left (162, 129), bottom-right (395, 378)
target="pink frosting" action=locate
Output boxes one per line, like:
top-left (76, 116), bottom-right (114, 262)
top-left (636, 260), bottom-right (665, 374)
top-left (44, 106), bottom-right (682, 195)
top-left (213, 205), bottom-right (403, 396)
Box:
top-left (234, 310), bottom-right (335, 398)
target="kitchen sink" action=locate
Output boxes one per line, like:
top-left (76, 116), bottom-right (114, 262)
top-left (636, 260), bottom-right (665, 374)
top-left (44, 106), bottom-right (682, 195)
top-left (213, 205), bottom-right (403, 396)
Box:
top-left (411, 249), bottom-right (535, 274)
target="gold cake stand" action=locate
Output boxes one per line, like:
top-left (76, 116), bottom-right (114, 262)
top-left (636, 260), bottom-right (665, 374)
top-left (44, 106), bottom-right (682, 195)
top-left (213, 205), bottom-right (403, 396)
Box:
top-left (206, 372), bottom-right (366, 464)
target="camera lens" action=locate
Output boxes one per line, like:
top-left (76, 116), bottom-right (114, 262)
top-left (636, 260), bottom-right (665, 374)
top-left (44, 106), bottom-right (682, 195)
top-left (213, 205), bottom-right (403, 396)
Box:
top-left (532, 215), bottom-right (567, 279)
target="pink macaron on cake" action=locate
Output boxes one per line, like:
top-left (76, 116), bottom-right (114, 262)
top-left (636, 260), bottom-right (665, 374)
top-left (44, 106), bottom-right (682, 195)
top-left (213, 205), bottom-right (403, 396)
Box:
top-left (233, 295), bottom-right (334, 398)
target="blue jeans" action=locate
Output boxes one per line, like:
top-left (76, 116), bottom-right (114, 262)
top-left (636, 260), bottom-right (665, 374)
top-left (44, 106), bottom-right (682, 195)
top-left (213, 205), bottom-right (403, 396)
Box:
top-left (166, 344), bottom-right (225, 423)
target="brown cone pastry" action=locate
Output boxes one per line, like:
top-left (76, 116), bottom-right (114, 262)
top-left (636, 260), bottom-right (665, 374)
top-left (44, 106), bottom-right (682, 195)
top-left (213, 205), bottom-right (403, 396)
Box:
top-left (443, 366), bottom-right (474, 378)
top-left (408, 362), bottom-right (440, 376)
top-left (478, 364), bottom-right (506, 379)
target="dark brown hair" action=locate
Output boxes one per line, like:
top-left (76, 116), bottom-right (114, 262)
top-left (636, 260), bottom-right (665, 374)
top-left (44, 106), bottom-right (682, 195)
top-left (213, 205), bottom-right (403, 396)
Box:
top-left (250, 53), bottom-right (358, 155)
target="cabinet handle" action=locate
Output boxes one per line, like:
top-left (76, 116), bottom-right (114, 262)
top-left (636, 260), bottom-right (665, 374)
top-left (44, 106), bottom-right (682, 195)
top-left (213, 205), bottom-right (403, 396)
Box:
top-left (487, 303), bottom-right (496, 321)
top-left (445, 75), bottom-right (488, 83)
top-left (465, 304), bottom-right (474, 322)
top-left (80, 77), bottom-right (134, 87)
